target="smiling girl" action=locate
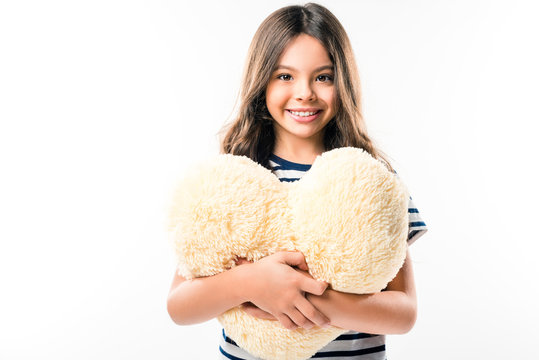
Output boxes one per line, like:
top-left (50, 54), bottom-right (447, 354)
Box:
top-left (167, 3), bottom-right (428, 359)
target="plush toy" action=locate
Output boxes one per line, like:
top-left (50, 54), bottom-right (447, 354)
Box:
top-left (167, 147), bottom-right (409, 360)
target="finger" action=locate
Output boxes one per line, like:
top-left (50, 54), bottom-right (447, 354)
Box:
top-left (295, 268), bottom-right (313, 278)
top-left (300, 277), bottom-right (328, 296)
top-left (235, 257), bottom-right (254, 265)
top-left (276, 313), bottom-right (298, 330)
top-left (280, 251), bottom-right (308, 271)
top-left (241, 303), bottom-right (277, 320)
top-left (294, 296), bottom-right (330, 327)
top-left (286, 307), bottom-right (315, 330)
top-left (242, 302), bottom-right (277, 320)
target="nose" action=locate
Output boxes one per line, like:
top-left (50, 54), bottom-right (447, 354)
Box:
top-left (294, 79), bottom-right (315, 101)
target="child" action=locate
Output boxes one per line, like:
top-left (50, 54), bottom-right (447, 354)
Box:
top-left (167, 3), bottom-right (428, 359)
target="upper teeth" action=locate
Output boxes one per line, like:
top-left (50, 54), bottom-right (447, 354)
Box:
top-left (290, 110), bottom-right (317, 117)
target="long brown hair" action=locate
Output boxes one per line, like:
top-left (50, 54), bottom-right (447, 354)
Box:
top-left (218, 2), bottom-right (394, 172)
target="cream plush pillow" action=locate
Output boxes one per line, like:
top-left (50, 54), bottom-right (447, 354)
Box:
top-left (167, 147), bottom-right (409, 360)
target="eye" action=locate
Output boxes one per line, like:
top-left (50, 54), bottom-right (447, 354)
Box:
top-left (277, 74), bottom-right (292, 81)
top-left (316, 74), bottom-right (334, 82)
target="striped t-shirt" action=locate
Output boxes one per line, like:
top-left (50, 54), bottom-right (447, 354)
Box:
top-left (219, 153), bottom-right (428, 360)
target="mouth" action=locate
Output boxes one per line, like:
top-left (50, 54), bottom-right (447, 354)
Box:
top-left (285, 109), bottom-right (322, 123)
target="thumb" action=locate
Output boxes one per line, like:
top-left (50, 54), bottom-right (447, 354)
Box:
top-left (281, 251), bottom-right (309, 271)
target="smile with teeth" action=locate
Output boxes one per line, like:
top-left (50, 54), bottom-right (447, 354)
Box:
top-left (287, 110), bottom-right (320, 117)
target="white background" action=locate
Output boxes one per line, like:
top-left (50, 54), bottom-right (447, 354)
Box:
top-left (1, 0), bottom-right (538, 359)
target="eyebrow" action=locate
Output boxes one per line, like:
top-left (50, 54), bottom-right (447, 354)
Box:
top-left (274, 64), bottom-right (334, 72)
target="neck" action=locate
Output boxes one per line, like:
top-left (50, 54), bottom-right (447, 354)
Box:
top-left (272, 134), bottom-right (325, 165)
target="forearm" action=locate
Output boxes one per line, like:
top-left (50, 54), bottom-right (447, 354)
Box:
top-left (167, 266), bottom-right (249, 325)
top-left (306, 289), bottom-right (417, 335)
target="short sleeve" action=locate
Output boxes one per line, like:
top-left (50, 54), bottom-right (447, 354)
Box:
top-left (407, 196), bottom-right (428, 245)
top-left (391, 170), bottom-right (428, 245)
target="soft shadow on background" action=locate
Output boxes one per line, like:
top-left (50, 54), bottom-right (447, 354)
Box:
top-left (1, 1), bottom-right (538, 359)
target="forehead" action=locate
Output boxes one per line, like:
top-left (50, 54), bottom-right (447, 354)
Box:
top-left (275, 34), bottom-right (333, 71)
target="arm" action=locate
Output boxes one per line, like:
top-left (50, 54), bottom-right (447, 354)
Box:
top-left (166, 251), bottom-right (330, 328)
top-left (167, 264), bottom-right (248, 325)
top-left (305, 248), bottom-right (417, 335)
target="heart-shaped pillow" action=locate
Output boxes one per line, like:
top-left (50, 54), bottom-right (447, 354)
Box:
top-left (167, 147), bottom-right (409, 360)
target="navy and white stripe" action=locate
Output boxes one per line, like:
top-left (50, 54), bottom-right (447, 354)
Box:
top-left (219, 329), bottom-right (387, 360)
top-left (407, 197), bottom-right (427, 245)
top-left (218, 152), bottom-right (427, 359)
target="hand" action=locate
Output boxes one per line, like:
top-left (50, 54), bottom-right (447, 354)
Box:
top-left (236, 258), bottom-right (278, 321)
top-left (237, 251), bottom-right (331, 330)
top-left (236, 258), bottom-right (279, 321)
top-left (240, 301), bottom-right (278, 321)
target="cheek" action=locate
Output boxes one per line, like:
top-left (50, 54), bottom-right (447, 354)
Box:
top-left (320, 88), bottom-right (337, 109)
top-left (266, 85), bottom-right (288, 110)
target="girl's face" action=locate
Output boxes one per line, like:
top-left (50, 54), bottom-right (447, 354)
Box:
top-left (266, 33), bottom-right (337, 152)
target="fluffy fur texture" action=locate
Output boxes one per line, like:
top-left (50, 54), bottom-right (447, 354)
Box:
top-left (167, 147), bottom-right (409, 360)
